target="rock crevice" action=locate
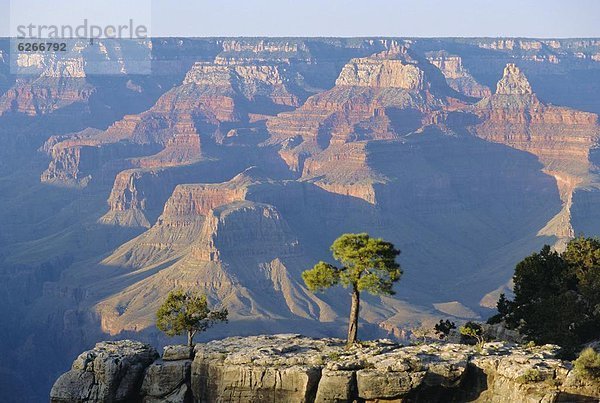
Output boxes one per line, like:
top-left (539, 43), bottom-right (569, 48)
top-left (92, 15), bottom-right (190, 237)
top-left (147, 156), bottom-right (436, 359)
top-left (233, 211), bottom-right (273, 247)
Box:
top-left (51, 335), bottom-right (600, 403)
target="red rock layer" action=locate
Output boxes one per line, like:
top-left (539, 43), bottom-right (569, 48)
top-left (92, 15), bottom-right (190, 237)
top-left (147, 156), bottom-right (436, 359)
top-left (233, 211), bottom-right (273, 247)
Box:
top-left (267, 51), bottom-right (448, 176)
top-left (471, 64), bottom-right (600, 177)
top-left (0, 77), bottom-right (94, 116)
top-left (468, 63), bottom-right (600, 246)
top-left (156, 171), bottom-right (259, 227)
top-left (41, 60), bottom-right (299, 187)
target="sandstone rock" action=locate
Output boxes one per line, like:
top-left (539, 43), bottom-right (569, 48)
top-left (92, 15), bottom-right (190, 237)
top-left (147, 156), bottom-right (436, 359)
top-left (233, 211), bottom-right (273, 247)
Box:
top-left (495, 63), bottom-right (533, 95)
top-left (41, 55), bottom-right (300, 188)
top-left (0, 77), bottom-right (94, 117)
top-left (469, 62), bottom-right (600, 248)
top-left (183, 62), bottom-right (299, 107)
top-left (336, 58), bottom-right (425, 90)
top-left (50, 335), bottom-right (600, 402)
top-left (357, 369), bottom-right (424, 399)
top-left (143, 385), bottom-right (190, 403)
top-left (426, 51), bottom-right (491, 98)
top-left (192, 362), bottom-right (321, 403)
top-left (141, 360), bottom-right (191, 402)
top-left (163, 345), bottom-right (194, 361)
top-left (50, 340), bottom-right (159, 402)
top-left (314, 369), bottom-right (356, 402)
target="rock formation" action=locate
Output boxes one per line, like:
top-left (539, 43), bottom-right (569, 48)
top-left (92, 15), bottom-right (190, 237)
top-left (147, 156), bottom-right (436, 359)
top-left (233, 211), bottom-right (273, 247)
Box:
top-left (426, 51), bottom-right (491, 98)
top-left (266, 47), bottom-right (455, 203)
top-left (41, 57), bottom-right (301, 188)
top-left (0, 55), bottom-right (94, 117)
top-left (51, 335), bottom-right (600, 402)
top-left (91, 170), bottom-right (344, 336)
top-left (0, 76), bottom-right (94, 117)
top-left (335, 57), bottom-right (426, 90)
top-left (469, 63), bottom-right (600, 249)
top-left (471, 63), bottom-right (599, 172)
top-left (50, 340), bottom-right (159, 402)
top-left (4, 37), bottom-right (600, 402)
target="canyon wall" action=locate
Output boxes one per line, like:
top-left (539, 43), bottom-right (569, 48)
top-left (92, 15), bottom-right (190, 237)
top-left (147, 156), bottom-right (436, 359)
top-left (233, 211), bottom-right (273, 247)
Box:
top-left (1, 37), bottom-right (600, 402)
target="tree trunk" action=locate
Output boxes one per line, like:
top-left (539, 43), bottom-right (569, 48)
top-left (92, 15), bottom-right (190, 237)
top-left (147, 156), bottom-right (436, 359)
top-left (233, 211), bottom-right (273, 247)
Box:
top-left (346, 286), bottom-right (360, 347)
top-left (187, 330), bottom-right (195, 347)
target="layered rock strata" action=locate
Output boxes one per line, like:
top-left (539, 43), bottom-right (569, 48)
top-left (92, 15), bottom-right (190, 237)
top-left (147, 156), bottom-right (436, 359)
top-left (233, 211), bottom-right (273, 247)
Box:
top-left (50, 340), bottom-right (159, 402)
top-left (426, 51), bottom-right (491, 98)
top-left (469, 63), bottom-right (600, 247)
top-left (51, 335), bottom-right (600, 403)
top-left (266, 48), bottom-right (453, 203)
top-left (41, 59), bottom-right (299, 187)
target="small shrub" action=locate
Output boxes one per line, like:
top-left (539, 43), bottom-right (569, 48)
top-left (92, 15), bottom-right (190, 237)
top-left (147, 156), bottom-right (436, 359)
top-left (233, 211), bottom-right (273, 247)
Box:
top-left (574, 347), bottom-right (600, 379)
top-left (459, 321), bottom-right (486, 350)
top-left (516, 368), bottom-right (543, 383)
top-left (327, 352), bottom-right (341, 361)
top-left (525, 341), bottom-right (536, 349)
top-left (434, 319), bottom-right (456, 340)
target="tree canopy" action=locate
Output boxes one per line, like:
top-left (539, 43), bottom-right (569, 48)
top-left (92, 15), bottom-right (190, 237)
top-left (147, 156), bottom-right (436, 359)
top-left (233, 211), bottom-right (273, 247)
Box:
top-left (303, 233), bottom-right (402, 295)
top-left (302, 233), bottom-right (401, 346)
top-left (491, 237), bottom-right (600, 355)
top-left (156, 290), bottom-right (228, 347)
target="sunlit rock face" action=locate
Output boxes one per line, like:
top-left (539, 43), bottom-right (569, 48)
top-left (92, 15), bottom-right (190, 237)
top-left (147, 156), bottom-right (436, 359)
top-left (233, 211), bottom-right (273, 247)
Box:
top-left (468, 63), bottom-right (600, 248)
top-left (426, 51), bottom-right (491, 99)
top-left (51, 336), bottom-right (600, 403)
top-left (2, 37), bottom-right (600, 401)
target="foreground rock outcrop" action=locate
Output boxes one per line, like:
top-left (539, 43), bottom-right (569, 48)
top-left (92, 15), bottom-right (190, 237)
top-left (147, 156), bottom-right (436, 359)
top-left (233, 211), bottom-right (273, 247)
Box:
top-left (51, 340), bottom-right (159, 402)
top-left (51, 335), bottom-right (600, 402)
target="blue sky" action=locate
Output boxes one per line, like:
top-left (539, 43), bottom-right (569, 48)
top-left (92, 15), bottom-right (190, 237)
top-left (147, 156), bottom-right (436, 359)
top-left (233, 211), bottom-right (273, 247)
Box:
top-left (1, 0), bottom-right (599, 38)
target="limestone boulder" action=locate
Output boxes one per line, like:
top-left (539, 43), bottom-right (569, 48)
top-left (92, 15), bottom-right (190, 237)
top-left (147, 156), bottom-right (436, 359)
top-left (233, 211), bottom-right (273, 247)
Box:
top-left (50, 340), bottom-right (158, 403)
top-left (141, 360), bottom-right (192, 403)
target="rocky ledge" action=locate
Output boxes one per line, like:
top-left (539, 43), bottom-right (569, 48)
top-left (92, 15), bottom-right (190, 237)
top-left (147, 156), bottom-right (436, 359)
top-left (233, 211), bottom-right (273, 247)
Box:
top-left (51, 335), bottom-right (600, 403)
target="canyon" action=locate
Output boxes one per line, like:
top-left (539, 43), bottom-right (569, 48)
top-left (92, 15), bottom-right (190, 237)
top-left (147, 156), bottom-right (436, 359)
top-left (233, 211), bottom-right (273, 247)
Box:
top-left (0, 37), bottom-right (600, 401)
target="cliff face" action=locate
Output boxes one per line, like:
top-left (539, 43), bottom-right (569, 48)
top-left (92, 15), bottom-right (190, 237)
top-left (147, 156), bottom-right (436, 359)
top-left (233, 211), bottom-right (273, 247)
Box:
top-left (0, 57), bottom-right (94, 117)
top-left (92, 170), bottom-right (339, 336)
top-left (51, 336), bottom-right (600, 403)
top-left (5, 37), bottom-right (600, 402)
top-left (267, 47), bottom-right (443, 149)
top-left (336, 58), bottom-right (426, 90)
top-left (266, 47), bottom-right (451, 203)
top-left (469, 63), bottom-right (600, 248)
top-left (40, 56), bottom-right (301, 188)
top-left (0, 77), bottom-right (94, 117)
top-left (426, 51), bottom-right (491, 98)
top-left (472, 63), bottom-right (599, 171)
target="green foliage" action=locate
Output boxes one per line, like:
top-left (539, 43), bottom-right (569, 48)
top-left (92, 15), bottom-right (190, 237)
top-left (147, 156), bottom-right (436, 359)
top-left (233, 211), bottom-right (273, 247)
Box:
top-left (492, 238), bottom-right (600, 354)
top-left (516, 369), bottom-right (544, 384)
top-left (156, 290), bottom-right (228, 346)
top-left (487, 293), bottom-right (512, 325)
top-left (459, 321), bottom-right (485, 349)
top-left (574, 347), bottom-right (600, 379)
top-left (513, 245), bottom-right (572, 305)
top-left (302, 262), bottom-right (339, 292)
top-left (302, 233), bottom-right (402, 295)
top-left (434, 319), bottom-right (456, 340)
top-left (564, 237), bottom-right (600, 315)
top-left (496, 293), bottom-right (512, 317)
top-left (302, 233), bottom-right (401, 346)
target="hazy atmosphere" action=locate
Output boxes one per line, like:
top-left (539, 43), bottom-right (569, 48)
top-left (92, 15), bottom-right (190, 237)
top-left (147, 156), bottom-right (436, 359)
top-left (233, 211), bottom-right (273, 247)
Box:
top-left (1, 1), bottom-right (600, 402)
top-left (1, 0), bottom-right (600, 37)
